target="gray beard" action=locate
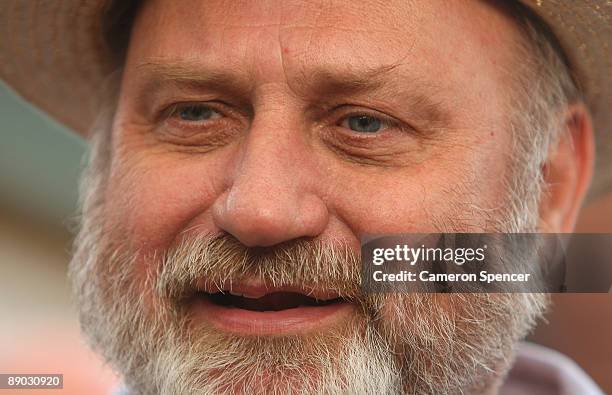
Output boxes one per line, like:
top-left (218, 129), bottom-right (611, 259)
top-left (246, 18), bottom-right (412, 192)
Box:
top-left (70, 229), bottom-right (547, 395)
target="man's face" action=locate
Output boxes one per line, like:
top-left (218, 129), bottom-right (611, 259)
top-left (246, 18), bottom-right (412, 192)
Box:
top-left (73, 1), bottom-right (547, 393)
top-left (111, 0), bottom-right (523, 246)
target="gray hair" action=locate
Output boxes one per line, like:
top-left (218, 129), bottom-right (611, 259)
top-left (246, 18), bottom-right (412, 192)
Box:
top-left (499, 2), bottom-right (581, 231)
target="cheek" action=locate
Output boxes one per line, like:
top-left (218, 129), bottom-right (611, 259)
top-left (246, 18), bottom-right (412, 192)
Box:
top-left (327, 136), bottom-right (511, 234)
top-left (104, 152), bottom-right (228, 253)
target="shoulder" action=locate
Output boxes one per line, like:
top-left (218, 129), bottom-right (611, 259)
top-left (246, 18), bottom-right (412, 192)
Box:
top-left (501, 342), bottom-right (604, 395)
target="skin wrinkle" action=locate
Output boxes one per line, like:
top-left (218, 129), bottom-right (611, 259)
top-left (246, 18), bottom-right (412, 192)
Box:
top-left (276, 2), bottom-right (420, 107)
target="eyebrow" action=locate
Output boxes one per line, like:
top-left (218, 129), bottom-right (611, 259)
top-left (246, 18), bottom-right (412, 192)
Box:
top-left (134, 60), bottom-right (402, 97)
top-left (304, 64), bottom-right (452, 126)
top-left (304, 63), bottom-right (401, 96)
top-left (134, 59), bottom-right (452, 127)
top-left (135, 59), bottom-right (254, 99)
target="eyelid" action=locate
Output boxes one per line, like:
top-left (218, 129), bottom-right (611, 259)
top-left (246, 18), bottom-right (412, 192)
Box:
top-left (339, 114), bottom-right (392, 131)
top-left (162, 102), bottom-right (224, 121)
top-left (154, 101), bottom-right (243, 146)
top-left (334, 107), bottom-right (402, 131)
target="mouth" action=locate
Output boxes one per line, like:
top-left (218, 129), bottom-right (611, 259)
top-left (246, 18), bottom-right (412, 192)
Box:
top-left (187, 281), bottom-right (355, 335)
top-left (206, 291), bottom-right (343, 312)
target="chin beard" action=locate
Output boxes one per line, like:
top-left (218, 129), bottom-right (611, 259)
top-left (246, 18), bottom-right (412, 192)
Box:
top-left (70, 229), bottom-right (547, 395)
top-left (134, 318), bottom-right (402, 394)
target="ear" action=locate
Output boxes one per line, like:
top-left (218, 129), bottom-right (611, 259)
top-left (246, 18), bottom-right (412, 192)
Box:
top-left (538, 104), bottom-right (595, 232)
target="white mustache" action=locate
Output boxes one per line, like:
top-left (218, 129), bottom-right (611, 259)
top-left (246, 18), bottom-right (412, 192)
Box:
top-left (156, 233), bottom-right (363, 304)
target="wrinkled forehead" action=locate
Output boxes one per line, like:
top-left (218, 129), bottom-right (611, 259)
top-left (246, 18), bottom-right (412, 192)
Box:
top-left (121, 0), bottom-right (523, 103)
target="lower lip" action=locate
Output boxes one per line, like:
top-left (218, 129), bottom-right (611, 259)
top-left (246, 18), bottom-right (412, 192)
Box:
top-left (189, 297), bottom-right (356, 335)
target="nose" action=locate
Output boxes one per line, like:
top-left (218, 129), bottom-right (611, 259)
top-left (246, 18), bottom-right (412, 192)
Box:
top-left (211, 122), bottom-right (329, 247)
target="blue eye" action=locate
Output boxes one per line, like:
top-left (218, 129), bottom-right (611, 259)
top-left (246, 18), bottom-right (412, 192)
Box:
top-left (342, 115), bottom-right (385, 133)
top-left (175, 104), bottom-right (221, 122)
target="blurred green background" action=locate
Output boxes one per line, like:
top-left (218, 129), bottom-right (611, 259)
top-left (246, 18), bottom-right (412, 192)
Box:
top-left (0, 81), bottom-right (85, 226)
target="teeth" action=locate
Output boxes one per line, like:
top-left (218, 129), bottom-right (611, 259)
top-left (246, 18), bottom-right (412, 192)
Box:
top-left (242, 291), bottom-right (266, 299)
top-left (226, 289), bottom-right (267, 299)
top-left (219, 288), bottom-right (335, 300)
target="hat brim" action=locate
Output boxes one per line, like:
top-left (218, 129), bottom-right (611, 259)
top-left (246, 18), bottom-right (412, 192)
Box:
top-left (0, 0), bottom-right (610, 195)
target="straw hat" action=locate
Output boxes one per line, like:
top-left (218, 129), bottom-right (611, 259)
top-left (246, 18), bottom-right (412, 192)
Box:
top-left (0, 1), bottom-right (610, 195)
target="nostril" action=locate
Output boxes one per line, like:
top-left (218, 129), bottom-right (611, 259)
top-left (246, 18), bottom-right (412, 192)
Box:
top-left (211, 182), bottom-right (329, 247)
top-left (214, 205), bottom-right (292, 247)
